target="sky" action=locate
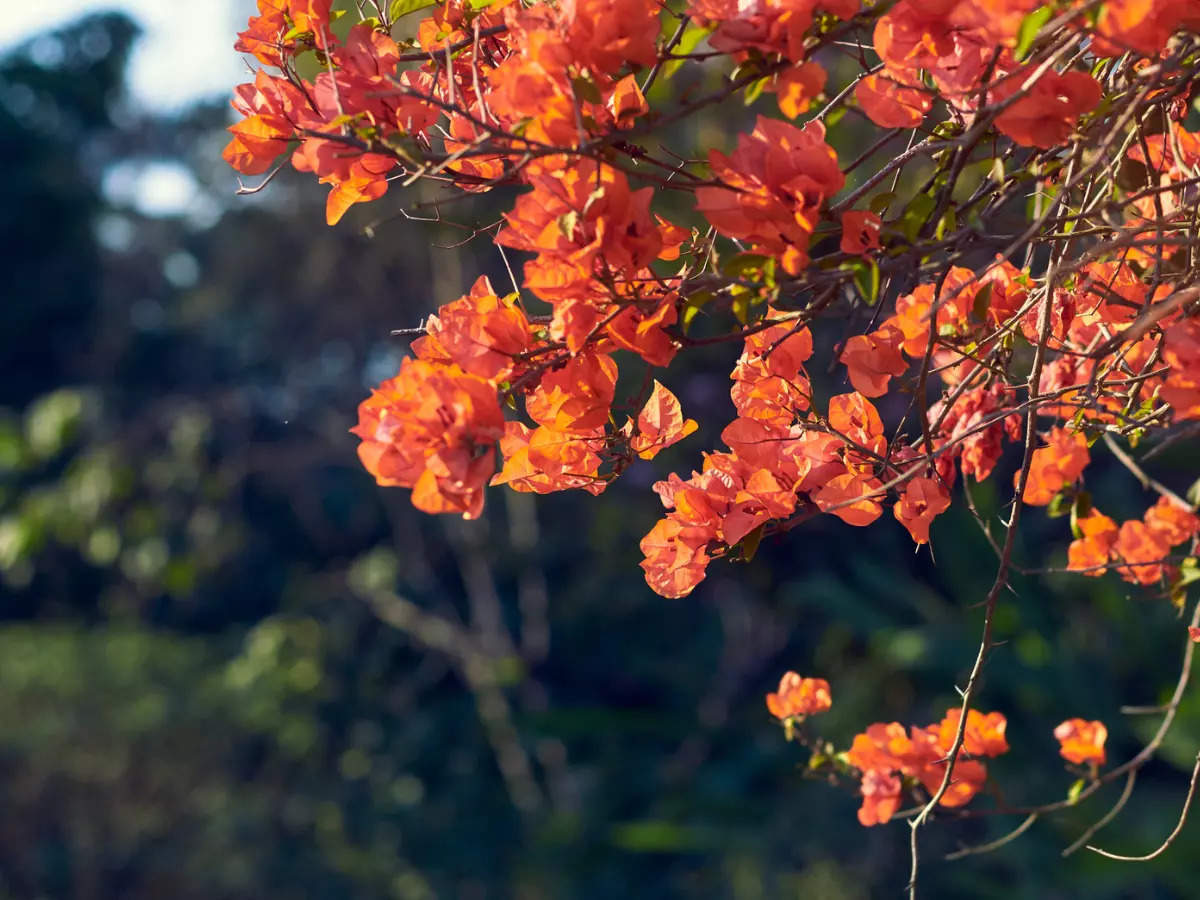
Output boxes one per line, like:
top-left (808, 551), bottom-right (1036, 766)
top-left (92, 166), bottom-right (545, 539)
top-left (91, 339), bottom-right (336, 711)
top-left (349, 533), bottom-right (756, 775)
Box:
top-left (0, 0), bottom-right (253, 110)
top-left (1, 1), bottom-right (261, 217)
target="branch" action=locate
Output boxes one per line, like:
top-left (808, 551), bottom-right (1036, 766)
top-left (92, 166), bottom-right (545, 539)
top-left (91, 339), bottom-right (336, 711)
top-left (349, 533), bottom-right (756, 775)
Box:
top-left (1087, 751), bottom-right (1200, 862)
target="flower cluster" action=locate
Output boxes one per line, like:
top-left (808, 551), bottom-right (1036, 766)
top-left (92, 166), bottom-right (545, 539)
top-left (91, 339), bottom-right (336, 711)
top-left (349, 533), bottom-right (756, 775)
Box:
top-left (847, 708), bottom-right (1009, 826)
top-left (228, 0), bottom-right (1200, 853)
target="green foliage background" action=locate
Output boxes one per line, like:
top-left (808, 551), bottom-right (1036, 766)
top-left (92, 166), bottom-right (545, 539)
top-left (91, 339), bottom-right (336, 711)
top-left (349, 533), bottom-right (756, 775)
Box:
top-left (2, 13), bottom-right (1200, 899)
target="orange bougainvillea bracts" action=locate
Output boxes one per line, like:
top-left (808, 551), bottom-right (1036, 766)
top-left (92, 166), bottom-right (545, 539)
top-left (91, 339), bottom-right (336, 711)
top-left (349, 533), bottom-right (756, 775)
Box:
top-left (1054, 719), bottom-right (1107, 767)
top-left (847, 708), bottom-right (1009, 826)
top-left (1019, 428), bottom-right (1090, 506)
top-left (766, 673), bottom-right (832, 720)
top-left (695, 116), bottom-right (843, 275)
top-left (227, 0), bottom-right (1200, 854)
top-left (352, 359), bottom-right (505, 520)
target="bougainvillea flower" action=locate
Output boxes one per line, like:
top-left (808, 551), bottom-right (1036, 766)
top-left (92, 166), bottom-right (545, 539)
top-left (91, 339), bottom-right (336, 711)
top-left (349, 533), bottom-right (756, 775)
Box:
top-left (353, 359), bottom-right (505, 519)
top-left (1054, 718), bottom-right (1108, 766)
top-left (855, 73), bottom-right (932, 128)
top-left (932, 708), bottom-right (1010, 758)
top-left (775, 61), bottom-right (827, 118)
top-left (1114, 519), bottom-right (1171, 585)
top-left (840, 323), bottom-right (907, 398)
top-left (1143, 496), bottom-right (1200, 547)
top-left (994, 69), bottom-right (1102, 149)
top-left (696, 117), bottom-right (844, 274)
top-left (765, 672), bottom-right (832, 719)
top-left (1067, 510), bottom-right (1119, 576)
top-left (893, 476), bottom-right (952, 544)
top-left (628, 381), bottom-right (699, 460)
top-left (840, 210), bottom-right (883, 256)
top-left (1019, 427), bottom-right (1090, 506)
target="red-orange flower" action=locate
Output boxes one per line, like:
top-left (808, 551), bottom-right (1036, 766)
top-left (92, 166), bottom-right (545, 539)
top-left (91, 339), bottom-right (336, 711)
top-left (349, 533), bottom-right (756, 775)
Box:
top-left (840, 323), bottom-right (906, 398)
top-left (628, 382), bottom-right (699, 460)
top-left (765, 673), bottom-right (832, 719)
top-left (1114, 519), bottom-right (1170, 585)
top-left (353, 359), bottom-right (505, 519)
top-left (840, 210), bottom-right (883, 256)
top-left (893, 476), bottom-right (951, 545)
top-left (994, 69), bottom-right (1101, 149)
top-left (1054, 718), bottom-right (1107, 766)
top-left (855, 73), bottom-right (932, 128)
top-left (846, 708), bottom-right (1007, 826)
top-left (1019, 427), bottom-right (1090, 506)
top-left (412, 276), bottom-right (535, 381)
top-left (1144, 496), bottom-right (1200, 547)
top-left (1067, 510), bottom-right (1119, 576)
top-left (933, 708), bottom-right (1010, 758)
top-left (696, 117), bottom-right (844, 275)
top-left (775, 61), bottom-right (827, 118)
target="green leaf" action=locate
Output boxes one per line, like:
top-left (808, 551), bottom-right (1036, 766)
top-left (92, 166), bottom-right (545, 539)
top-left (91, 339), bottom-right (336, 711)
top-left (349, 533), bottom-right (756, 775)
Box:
top-left (1177, 557), bottom-right (1200, 587)
top-left (852, 259), bottom-right (880, 305)
top-left (743, 76), bottom-right (769, 107)
top-left (1047, 490), bottom-right (1073, 519)
top-left (1186, 477), bottom-right (1200, 508)
top-left (390, 0), bottom-right (437, 20)
top-left (730, 285), bottom-right (754, 325)
top-left (1014, 6), bottom-right (1052, 61)
top-left (1066, 777), bottom-right (1085, 805)
top-left (1068, 490), bottom-right (1093, 538)
top-left (870, 191), bottom-right (897, 215)
top-left (661, 24), bottom-right (711, 80)
top-left (989, 157), bottom-right (1006, 183)
top-left (935, 205), bottom-right (957, 241)
top-left (739, 524), bottom-right (765, 562)
top-left (681, 291), bottom-right (712, 334)
top-left (721, 253), bottom-right (771, 279)
top-left (971, 280), bottom-right (994, 323)
top-left (572, 75), bottom-right (603, 105)
top-left (610, 821), bottom-right (711, 852)
top-left (900, 192), bottom-right (936, 242)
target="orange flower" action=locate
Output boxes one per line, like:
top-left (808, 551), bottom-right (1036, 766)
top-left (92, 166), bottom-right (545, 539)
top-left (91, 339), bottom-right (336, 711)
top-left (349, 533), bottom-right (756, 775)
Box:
top-left (994, 69), bottom-right (1101, 149)
top-left (1143, 496), bottom-right (1200, 547)
top-left (765, 673), bottom-right (832, 719)
top-left (840, 210), bottom-right (884, 256)
top-left (855, 73), bottom-right (932, 128)
top-left (490, 422), bottom-right (607, 496)
top-left (814, 471), bottom-right (884, 527)
top-left (1054, 718), bottom-right (1107, 766)
top-left (857, 769), bottom-right (903, 826)
top-left (1162, 318), bottom-right (1200, 420)
top-left (846, 711), bottom-right (1003, 826)
top-left (1067, 510), bottom-right (1119, 576)
top-left (932, 708), bottom-right (1010, 758)
top-left (893, 476), bottom-right (951, 545)
top-left (1019, 427), bottom-right (1090, 506)
top-left (638, 517), bottom-right (712, 599)
top-left (775, 61), bottom-right (827, 118)
top-left (353, 359), bottom-right (505, 519)
top-left (696, 117), bottom-right (843, 275)
top-left (916, 757), bottom-right (988, 808)
top-left (628, 382), bottom-right (699, 460)
top-left (840, 323), bottom-right (906, 398)
top-left (562, 0), bottom-right (660, 76)
top-left (412, 276), bottom-right (536, 382)
top-left (1114, 519), bottom-right (1170, 585)
top-left (525, 352), bottom-right (619, 434)
top-left (827, 391), bottom-right (886, 455)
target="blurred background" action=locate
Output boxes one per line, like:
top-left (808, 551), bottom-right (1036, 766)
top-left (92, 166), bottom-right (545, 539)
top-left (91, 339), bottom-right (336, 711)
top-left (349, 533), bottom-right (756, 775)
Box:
top-left (3, 4), bottom-right (1200, 898)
